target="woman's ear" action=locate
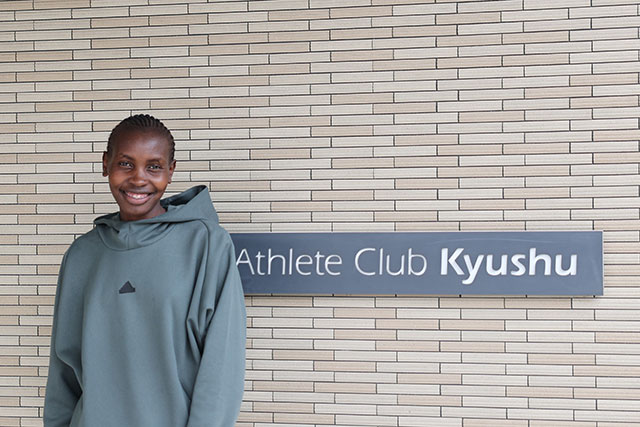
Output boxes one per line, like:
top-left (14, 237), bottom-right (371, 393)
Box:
top-left (168, 159), bottom-right (176, 183)
top-left (102, 152), bottom-right (109, 176)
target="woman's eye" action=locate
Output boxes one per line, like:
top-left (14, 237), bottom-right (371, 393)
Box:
top-left (148, 164), bottom-right (161, 170)
top-left (118, 161), bottom-right (132, 168)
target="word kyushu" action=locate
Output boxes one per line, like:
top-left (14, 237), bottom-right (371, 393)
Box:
top-left (441, 247), bottom-right (577, 285)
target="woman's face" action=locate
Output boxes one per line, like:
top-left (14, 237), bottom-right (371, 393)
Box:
top-left (102, 129), bottom-right (176, 222)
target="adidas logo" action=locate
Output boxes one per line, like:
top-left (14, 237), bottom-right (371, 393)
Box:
top-left (119, 281), bottom-right (135, 294)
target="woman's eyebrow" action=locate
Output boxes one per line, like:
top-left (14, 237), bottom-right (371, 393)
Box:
top-left (116, 154), bottom-right (164, 162)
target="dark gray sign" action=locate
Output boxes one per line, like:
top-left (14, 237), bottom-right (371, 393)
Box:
top-left (230, 232), bottom-right (603, 296)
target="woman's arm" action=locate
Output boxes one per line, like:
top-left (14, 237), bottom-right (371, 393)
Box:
top-left (44, 254), bottom-right (82, 426)
top-left (186, 234), bottom-right (246, 427)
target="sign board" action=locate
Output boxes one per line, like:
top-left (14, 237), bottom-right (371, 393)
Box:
top-left (230, 232), bottom-right (603, 296)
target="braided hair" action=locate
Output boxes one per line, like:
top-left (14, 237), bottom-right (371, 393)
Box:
top-left (107, 114), bottom-right (175, 162)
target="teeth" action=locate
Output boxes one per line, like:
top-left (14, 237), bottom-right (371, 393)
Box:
top-left (126, 192), bottom-right (149, 199)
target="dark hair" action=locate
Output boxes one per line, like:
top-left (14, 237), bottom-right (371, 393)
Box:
top-left (107, 114), bottom-right (175, 161)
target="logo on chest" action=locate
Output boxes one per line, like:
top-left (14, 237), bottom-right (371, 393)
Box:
top-left (119, 281), bottom-right (136, 294)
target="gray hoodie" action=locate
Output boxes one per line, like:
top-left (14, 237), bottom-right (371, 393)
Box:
top-left (44, 185), bottom-right (246, 427)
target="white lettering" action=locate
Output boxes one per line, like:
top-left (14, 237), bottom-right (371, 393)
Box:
top-left (441, 248), bottom-right (465, 276)
top-left (385, 252), bottom-right (405, 276)
top-left (288, 248), bottom-right (293, 275)
top-left (313, 251), bottom-right (325, 275)
top-left (529, 247), bottom-right (551, 276)
top-left (267, 249), bottom-right (286, 275)
top-left (462, 254), bottom-right (484, 285)
top-left (408, 248), bottom-right (427, 276)
top-left (238, 245), bottom-right (578, 286)
top-left (255, 251), bottom-right (265, 275)
top-left (295, 254), bottom-right (313, 276)
top-left (486, 254), bottom-right (508, 276)
top-left (511, 254), bottom-right (526, 276)
top-left (555, 254), bottom-right (577, 276)
top-left (441, 248), bottom-right (576, 285)
top-left (355, 247), bottom-right (376, 276)
top-left (325, 254), bottom-right (342, 276)
top-left (235, 248), bottom-right (255, 275)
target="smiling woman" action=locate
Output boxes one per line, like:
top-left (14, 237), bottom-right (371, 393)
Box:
top-left (102, 117), bottom-right (176, 222)
top-left (43, 114), bottom-right (246, 427)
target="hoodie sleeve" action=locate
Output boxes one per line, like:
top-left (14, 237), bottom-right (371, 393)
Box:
top-left (186, 231), bottom-right (246, 427)
top-left (44, 253), bottom-right (82, 427)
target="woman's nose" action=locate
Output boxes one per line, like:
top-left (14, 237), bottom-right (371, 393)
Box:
top-left (130, 167), bottom-right (147, 185)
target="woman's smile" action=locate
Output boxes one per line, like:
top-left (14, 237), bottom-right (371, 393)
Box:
top-left (122, 190), bottom-right (154, 204)
top-left (102, 129), bottom-right (175, 222)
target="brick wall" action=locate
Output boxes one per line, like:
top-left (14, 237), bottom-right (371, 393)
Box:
top-left (1, 0), bottom-right (639, 425)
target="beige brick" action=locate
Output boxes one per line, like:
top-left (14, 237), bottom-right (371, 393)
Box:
top-left (437, 11), bottom-right (500, 26)
top-left (3, 0), bottom-right (640, 425)
top-left (574, 388), bottom-right (640, 401)
top-left (332, 27), bottom-right (393, 41)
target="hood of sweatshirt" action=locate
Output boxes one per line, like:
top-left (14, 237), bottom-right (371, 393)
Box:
top-left (94, 185), bottom-right (218, 250)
